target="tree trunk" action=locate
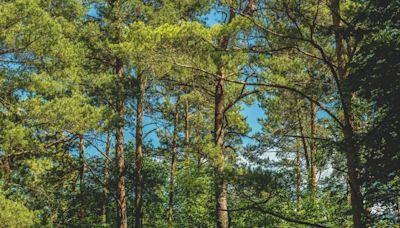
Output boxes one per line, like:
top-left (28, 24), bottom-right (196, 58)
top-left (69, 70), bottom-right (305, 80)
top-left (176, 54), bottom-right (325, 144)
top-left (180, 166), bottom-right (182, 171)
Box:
top-left (331, 0), bottom-right (365, 226)
top-left (79, 134), bottom-right (86, 218)
top-left (214, 72), bottom-right (229, 228)
top-left (297, 112), bottom-right (310, 180)
top-left (115, 57), bottom-right (127, 228)
top-left (79, 135), bottom-right (85, 194)
top-left (115, 96), bottom-right (127, 228)
top-left (102, 129), bottom-right (111, 224)
top-left (168, 99), bottom-right (179, 227)
top-left (310, 102), bottom-right (317, 192)
top-left (108, 0), bottom-right (127, 226)
top-left (183, 99), bottom-right (190, 163)
top-left (135, 73), bottom-right (145, 228)
top-left (184, 99), bottom-right (189, 145)
top-left (212, 7), bottom-right (236, 227)
top-left (344, 129), bottom-right (365, 228)
top-left (295, 140), bottom-right (302, 209)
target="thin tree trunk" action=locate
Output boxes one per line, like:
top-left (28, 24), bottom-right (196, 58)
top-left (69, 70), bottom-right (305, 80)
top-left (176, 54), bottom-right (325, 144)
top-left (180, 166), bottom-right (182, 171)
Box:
top-left (168, 99), bottom-right (179, 226)
top-left (101, 130), bottom-right (111, 224)
top-left (108, 0), bottom-right (127, 226)
top-left (344, 129), bottom-right (365, 227)
top-left (79, 135), bottom-right (85, 194)
top-left (295, 140), bottom-right (302, 209)
top-left (331, 0), bottom-right (365, 226)
top-left (212, 7), bottom-right (236, 226)
top-left (310, 101), bottom-right (317, 192)
top-left (79, 134), bottom-right (86, 218)
top-left (297, 112), bottom-right (310, 180)
top-left (115, 95), bottom-right (127, 228)
top-left (135, 73), bottom-right (145, 228)
top-left (115, 58), bottom-right (127, 228)
top-left (183, 99), bottom-right (190, 163)
top-left (184, 99), bottom-right (189, 145)
top-left (214, 71), bottom-right (229, 228)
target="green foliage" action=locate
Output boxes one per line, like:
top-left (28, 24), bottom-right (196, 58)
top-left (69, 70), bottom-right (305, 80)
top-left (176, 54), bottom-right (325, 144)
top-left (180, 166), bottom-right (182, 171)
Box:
top-left (0, 0), bottom-right (398, 227)
top-left (0, 190), bottom-right (38, 228)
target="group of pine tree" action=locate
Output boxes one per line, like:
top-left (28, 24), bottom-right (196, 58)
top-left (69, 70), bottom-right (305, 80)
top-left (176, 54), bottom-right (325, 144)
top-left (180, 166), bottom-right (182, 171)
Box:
top-left (0, 0), bottom-right (399, 227)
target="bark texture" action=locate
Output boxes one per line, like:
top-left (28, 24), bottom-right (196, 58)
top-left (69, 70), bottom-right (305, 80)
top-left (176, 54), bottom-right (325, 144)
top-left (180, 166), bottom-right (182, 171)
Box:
top-left (101, 130), bottom-right (111, 224)
top-left (184, 99), bottom-right (189, 145)
top-left (135, 73), bottom-right (145, 228)
top-left (108, 0), bottom-right (127, 226)
top-left (297, 112), bottom-right (310, 178)
top-left (115, 95), bottom-right (127, 228)
top-left (331, 0), bottom-right (366, 226)
top-left (168, 100), bottom-right (179, 226)
top-left (212, 7), bottom-right (236, 226)
top-left (310, 102), bottom-right (317, 192)
top-left (214, 71), bottom-right (229, 228)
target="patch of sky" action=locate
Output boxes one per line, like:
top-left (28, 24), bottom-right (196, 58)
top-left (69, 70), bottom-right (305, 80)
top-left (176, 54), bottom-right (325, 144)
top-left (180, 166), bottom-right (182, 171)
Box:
top-left (199, 6), bottom-right (227, 27)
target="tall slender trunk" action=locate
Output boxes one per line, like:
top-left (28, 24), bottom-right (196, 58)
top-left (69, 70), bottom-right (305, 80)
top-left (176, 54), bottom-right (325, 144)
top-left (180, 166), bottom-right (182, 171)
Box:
top-left (102, 130), bottom-right (111, 224)
top-left (331, 0), bottom-right (365, 226)
top-left (168, 99), bottom-right (179, 226)
top-left (108, 0), bottom-right (127, 226)
top-left (213, 7), bottom-right (236, 226)
top-left (344, 128), bottom-right (365, 227)
top-left (183, 99), bottom-right (190, 163)
top-left (135, 73), bottom-right (145, 228)
top-left (295, 140), bottom-right (302, 208)
top-left (184, 99), bottom-right (189, 145)
top-left (214, 71), bottom-right (229, 228)
top-left (79, 135), bottom-right (85, 194)
top-left (115, 94), bottom-right (127, 228)
top-left (79, 134), bottom-right (86, 218)
top-left (115, 58), bottom-right (127, 228)
top-left (310, 102), bottom-right (317, 193)
top-left (297, 112), bottom-right (310, 180)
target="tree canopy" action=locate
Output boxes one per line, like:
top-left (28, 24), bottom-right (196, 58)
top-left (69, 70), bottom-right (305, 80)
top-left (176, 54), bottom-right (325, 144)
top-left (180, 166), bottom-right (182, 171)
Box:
top-left (0, 0), bottom-right (399, 227)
